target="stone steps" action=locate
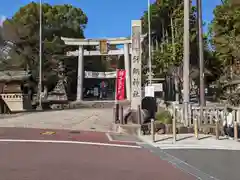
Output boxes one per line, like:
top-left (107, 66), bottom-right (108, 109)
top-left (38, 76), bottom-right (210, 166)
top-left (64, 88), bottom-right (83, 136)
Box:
top-left (69, 100), bottom-right (130, 109)
top-left (111, 123), bottom-right (141, 135)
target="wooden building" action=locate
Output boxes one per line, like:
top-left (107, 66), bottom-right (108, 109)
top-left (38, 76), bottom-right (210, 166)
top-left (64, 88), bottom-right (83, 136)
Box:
top-left (0, 70), bottom-right (35, 113)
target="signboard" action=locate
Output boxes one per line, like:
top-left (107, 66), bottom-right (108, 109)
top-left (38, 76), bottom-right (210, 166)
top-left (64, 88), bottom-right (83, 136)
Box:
top-left (152, 83), bottom-right (163, 91)
top-left (145, 85), bottom-right (154, 97)
top-left (84, 71), bottom-right (116, 79)
top-left (131, 20), bottom-right (142, 110)
top-left (116, 69), bottom-right (126, 101)
top-left (100, 40), bottom-right (108, 54)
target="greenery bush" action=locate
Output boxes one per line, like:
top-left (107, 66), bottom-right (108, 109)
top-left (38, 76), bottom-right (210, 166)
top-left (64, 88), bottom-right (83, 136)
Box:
top-left (155, 110), bottom-right (172, 124)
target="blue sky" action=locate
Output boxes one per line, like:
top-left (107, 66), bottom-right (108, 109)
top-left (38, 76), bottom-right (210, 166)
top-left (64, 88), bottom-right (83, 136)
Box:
top-left (0, 0), bottom-right (221, 38)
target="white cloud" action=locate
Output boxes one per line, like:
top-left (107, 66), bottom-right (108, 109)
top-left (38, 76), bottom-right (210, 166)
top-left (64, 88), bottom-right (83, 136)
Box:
top-left (0, 16), bottom-right (6, 26)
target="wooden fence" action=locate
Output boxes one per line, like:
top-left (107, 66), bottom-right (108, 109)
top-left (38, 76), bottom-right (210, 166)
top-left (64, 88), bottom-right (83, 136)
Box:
top-left (169, 103), bottom-right (240, 127)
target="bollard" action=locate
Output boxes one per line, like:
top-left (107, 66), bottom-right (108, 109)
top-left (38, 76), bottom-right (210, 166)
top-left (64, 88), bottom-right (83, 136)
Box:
top-left (137, 105), bottom-right (142, 125)
top-left (215, 120), bottom-right (219, 140)
top-left (151, 119), bottom-right (155, 142)
top-left (113, 106), bottom-right (116, 123)
top-left (172, 107), bottom-right (177, 143)
top-left (234, 121), bottom-right (238, 141)
top-left (119, 105), bottom-right (124, 124)
top-left (115, 103), bottom-right (119, 123)
top-left (194, 119), bottom-right (199, 140)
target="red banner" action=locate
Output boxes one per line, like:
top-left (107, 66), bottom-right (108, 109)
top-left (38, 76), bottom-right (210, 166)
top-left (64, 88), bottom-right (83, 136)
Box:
top-left (116, 69), bottom-right (126, 100)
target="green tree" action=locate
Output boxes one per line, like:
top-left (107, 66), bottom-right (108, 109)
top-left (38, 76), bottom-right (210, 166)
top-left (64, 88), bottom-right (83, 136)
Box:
top-left (2, 2), bottom-right (88, 90)
top-left (210, 0), bottom-right (240, 73)
top-left (0, 26), bottom-right (8, 67)
top-left (210, 0), bottom-right (240, 104)
top-left (141, 0), bottom-right (199, 80)
top-left (141, 0), bottom-right (220, 86)
top-left (0, 26), bottom-right (3, 45)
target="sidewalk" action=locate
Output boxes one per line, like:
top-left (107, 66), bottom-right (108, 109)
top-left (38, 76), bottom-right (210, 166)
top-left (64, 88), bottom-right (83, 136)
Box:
top-left (139, 133), bottom-right (240, 150)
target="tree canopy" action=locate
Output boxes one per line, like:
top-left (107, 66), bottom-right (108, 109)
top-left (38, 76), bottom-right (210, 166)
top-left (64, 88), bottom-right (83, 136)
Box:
top-left (141, 0), bottom-right (199, 81)
top-left (140, 0), bottom-right (223, 84)
top-left (2, 2), bottom-right (88, 82)
top-left (210, 0), bottom-right (240, 71)
top-left (209, 0), bottom-right (240, 104)
top-left (0, 26), bottom-right (3, 45)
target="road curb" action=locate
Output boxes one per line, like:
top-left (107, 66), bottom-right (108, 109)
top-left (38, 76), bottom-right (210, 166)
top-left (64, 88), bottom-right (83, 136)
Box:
top-left (137, 134), bottom-right (240, 151)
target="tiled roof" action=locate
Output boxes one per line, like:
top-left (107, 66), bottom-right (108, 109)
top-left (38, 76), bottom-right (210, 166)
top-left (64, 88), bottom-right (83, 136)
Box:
top-left (0, 70), bottom-right (30, 81)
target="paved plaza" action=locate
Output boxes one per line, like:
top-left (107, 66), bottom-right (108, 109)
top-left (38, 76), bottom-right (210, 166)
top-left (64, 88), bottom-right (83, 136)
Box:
top-left (0, 108), bottom-right (114, 132)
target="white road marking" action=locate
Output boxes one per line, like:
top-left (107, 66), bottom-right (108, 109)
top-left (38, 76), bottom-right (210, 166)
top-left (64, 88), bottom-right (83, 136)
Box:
top-left (0, 139), bottom-right (141, 149)
top-left (106, 132), bottom-right (113, 141)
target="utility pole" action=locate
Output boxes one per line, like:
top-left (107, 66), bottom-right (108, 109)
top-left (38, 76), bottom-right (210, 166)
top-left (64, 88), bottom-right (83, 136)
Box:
top-left (148, 0), bottom-right (152, 85)
top-left (183, 0), bottom-right (190, 125)
top-left (171, 16), bottom-right (179, 103)
top-left (197, 0), bottom-right (205, 126)
top-left (38, 0), bottom-right (43, 110)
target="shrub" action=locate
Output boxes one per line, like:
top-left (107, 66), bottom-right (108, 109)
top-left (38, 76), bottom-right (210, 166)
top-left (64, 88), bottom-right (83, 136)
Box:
top-left (155, 110), bottom-right (172, 124)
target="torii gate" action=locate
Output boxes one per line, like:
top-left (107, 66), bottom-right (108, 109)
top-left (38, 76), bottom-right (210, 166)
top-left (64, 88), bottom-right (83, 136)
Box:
top-left (61, 20), bottom-right (142, 110)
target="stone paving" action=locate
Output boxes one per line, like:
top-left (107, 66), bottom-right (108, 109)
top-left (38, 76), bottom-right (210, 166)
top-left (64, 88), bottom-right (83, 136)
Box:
top-left (139, 133), bottom-right (240, 150)
top-left (0, 108), bottom-right (114, 132)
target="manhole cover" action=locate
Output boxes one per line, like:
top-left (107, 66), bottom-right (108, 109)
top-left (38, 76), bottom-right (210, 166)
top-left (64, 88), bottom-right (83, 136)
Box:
top-left (69, 130), bottom-right (81, 134)
top-left (40, 131), bottom-right (56, 135)
top-left (108, 133), bottom-right (142, 142)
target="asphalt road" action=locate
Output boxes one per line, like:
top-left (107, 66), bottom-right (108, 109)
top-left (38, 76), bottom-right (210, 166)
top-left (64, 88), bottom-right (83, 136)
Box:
top-left (165, 149), bottom-right (240, 180)
top-left (0, 127), bottom-right (195, 180)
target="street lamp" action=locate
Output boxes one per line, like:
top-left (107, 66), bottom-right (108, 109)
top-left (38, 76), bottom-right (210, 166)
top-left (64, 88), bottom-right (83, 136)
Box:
top-left (38, 0), bottom-right (43, 109)
top-left (148, 0), bottom-right (152, 85)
